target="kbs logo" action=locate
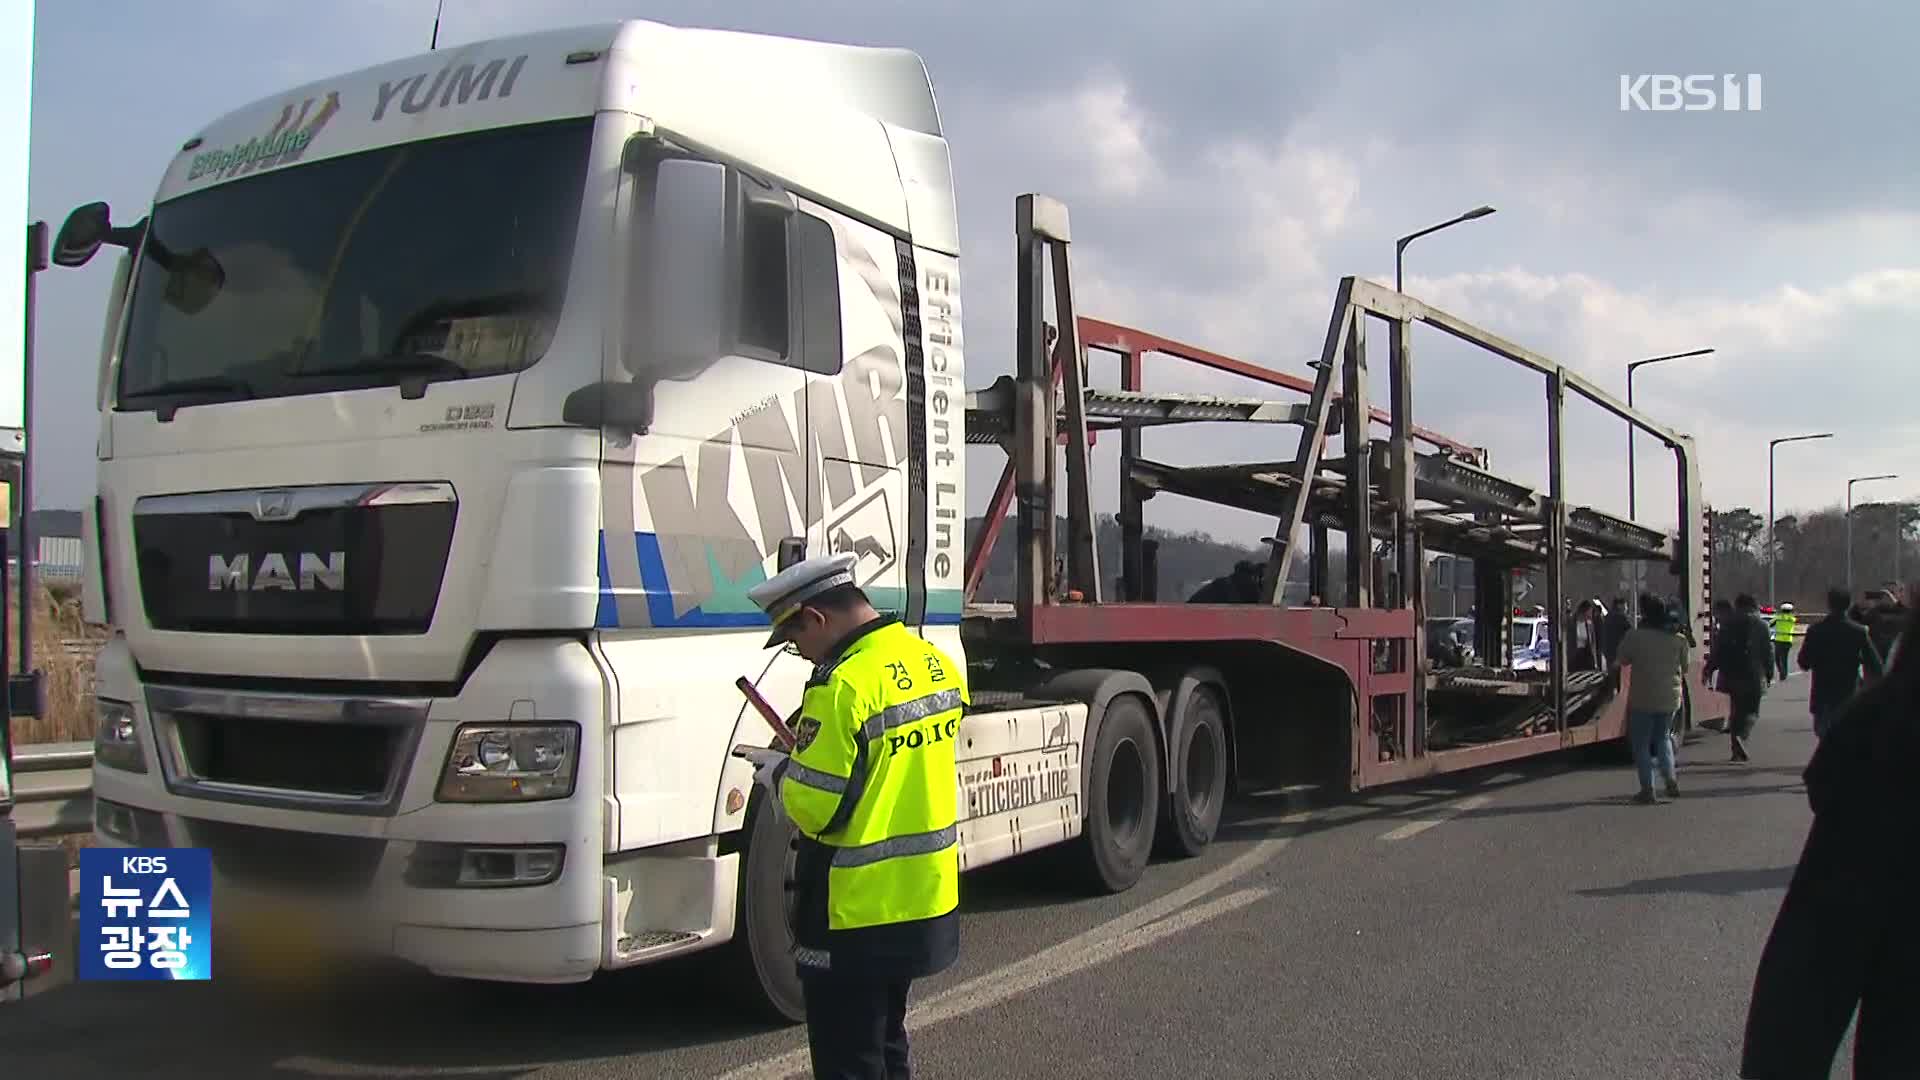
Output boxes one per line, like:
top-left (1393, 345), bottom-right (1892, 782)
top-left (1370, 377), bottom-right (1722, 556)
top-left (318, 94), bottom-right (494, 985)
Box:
top-left (1619, 74), bottom-right (1763, 112)
top-left (78, 848), bottom-right (213, 981)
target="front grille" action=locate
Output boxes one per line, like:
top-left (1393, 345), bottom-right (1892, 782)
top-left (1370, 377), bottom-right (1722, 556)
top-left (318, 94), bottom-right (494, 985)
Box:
top-left (186, 818), bottom-right (387, 895)
top-left (132, 482), bottom-right (457, 635)
top-left (173, 712), bottom-right (401, 798)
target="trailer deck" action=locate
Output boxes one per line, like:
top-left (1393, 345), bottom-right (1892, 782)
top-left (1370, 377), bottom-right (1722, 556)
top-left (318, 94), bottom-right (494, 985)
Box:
top-left (960, 195), bottom-right (1722, 792)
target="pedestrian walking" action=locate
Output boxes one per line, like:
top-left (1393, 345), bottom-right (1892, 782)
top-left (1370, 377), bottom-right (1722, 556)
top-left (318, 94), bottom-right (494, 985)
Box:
top-left (1796, 588), bottom-right (1883, 739)
top-left (1740, 596), bottom-right (1920, 1079)
top-left (1601, 594), bottom-right (1632, 665)
top-left (737, 553), bottom-right (966, 1079)
top-left (1608, 593), bottom-right (1689, 803)
top-left (1759, 606), bottom-right (1776, 687)
top-left (1771, 602), bottom-right (1797, 681)
top-left (1697, 599), bottom-right (1734, 733)
top-left (1862, 588), bottom-right (1904, 662)
top-left (1704, 593), bottom-right (1770, 762)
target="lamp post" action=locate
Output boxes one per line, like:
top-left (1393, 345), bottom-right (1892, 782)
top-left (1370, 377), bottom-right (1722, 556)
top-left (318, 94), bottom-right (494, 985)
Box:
top-left (1897, 499), bottom-right (1910, 586)
top-left (1395, 205), bottom-right (1496, 293)
top-left (1845, 473), bottom-right (1898, 594)
top-left (1626, 349), bottom-right (1713, 521)
top-left (1767, 432), bottom-right (1834, 607)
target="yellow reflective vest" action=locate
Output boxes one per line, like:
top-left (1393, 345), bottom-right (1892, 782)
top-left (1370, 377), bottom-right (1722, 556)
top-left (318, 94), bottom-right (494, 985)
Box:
top-left (779, 618), bottom-right (967, 934)
top-left (1773, 611), bottom-right (1796, 643)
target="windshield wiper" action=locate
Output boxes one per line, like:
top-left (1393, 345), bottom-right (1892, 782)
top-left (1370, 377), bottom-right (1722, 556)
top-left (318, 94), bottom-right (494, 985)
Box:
top-left (291, 352), bottom-right (467, 378)
top-left (129, 374), bottom-right (255, 398)
top-left (124, 374), bottom-right (255, 422)
top-left (290, 352), bottom-right (472, 400)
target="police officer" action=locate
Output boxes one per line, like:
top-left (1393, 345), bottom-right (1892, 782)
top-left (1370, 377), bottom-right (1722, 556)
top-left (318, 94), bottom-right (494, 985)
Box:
top-left (1772, 601), bottom-right (1797, 682)
top-left (738, 553), bottom-right (965, 1079)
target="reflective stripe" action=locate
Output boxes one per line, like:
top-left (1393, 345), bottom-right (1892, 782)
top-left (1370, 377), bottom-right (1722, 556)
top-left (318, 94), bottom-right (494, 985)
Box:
top-left (785, 760), bottom-right (849, 795)
top-left (830, 823), bottom-right (958, 869)
top-left (857, 688), bottom-right (965, 742)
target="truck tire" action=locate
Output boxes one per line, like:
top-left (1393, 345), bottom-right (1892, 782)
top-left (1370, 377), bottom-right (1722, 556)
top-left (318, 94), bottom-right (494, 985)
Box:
top-left (1157, 680), bottom-right (1228, 858)
top-left (726, 794), bottom-right (806, 1025)
top-left (1075, 694), bottom-right (1161, 893)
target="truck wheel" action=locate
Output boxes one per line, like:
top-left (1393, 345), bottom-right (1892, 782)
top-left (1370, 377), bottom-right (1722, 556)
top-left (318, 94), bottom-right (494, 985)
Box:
top-left (1076, 694), bottom-right (1162, 893)
top-left (1157, 682), bottom-right (1228, 858)
top-left (726, 794), bottom-right (806, 1025)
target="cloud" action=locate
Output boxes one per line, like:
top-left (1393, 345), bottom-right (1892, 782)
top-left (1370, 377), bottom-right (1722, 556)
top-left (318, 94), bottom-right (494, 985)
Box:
top-left (22, 1), bottom-right (1920, 547)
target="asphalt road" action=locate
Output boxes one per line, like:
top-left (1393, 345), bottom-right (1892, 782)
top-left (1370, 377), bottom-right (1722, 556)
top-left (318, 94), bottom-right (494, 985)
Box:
top-left (3, 686), bottom-right (1829, 1079)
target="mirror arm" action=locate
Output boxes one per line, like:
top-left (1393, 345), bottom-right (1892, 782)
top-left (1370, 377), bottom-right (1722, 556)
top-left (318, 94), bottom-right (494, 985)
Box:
top-left (106, 218), bottom-right (147, 252)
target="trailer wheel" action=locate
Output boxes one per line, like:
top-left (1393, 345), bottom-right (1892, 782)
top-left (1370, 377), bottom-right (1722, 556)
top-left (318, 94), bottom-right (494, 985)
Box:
top-left (726, 793), bottom-right (806, 1025)
top-left (1076, 694), bottom-right (1161, 893)
top-left (1158, 681), bottom-right (1228, 858)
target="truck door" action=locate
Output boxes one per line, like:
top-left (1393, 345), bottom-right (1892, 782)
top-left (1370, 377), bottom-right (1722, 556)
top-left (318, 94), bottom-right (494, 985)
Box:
top-left (795, 207), bottom-right (911, 622)
top-left (613, 159), bottom-right (811, 630)
top-left (598, 157), bottom-right (824, 849)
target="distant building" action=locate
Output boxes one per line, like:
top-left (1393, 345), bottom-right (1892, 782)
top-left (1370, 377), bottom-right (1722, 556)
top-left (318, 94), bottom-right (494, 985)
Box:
top-left (1, 508), bottom-right (88, 585)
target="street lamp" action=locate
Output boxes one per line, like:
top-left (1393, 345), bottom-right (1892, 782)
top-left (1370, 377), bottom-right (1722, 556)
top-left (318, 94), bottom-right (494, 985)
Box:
top-left (1845, 473), bottom-right (1898, 593)
top-left (1395, 205), bottom-right (1496, 293)
top-left (1897, 498), bottom-right (1911, 586)
top-left (1625, 349), bottom-right (1713, 522)
top-left (1767, 432), bottom-right (1835, 607)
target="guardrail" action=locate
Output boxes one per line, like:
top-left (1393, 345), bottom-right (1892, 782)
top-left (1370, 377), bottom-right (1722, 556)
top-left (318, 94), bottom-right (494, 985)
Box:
top-left (9, 637), bottom-right (102, 839)
top-left (10, 741), bottom-right (92, 839)
top-left (56, 637), bottom-right (99, 661)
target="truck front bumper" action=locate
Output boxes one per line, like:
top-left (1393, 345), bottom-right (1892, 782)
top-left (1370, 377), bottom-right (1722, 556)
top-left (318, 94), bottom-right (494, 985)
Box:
top-left (86, 636), bottom-right (735, 984)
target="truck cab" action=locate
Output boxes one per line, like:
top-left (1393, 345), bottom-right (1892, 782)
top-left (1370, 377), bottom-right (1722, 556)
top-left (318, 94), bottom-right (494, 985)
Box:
top-left (75, 21), bottom-right (974, 1010)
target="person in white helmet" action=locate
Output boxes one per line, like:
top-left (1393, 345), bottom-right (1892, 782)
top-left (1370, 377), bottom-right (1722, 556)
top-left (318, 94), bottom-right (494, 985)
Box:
top-left (1772, 602), bottom-right (1799, 681)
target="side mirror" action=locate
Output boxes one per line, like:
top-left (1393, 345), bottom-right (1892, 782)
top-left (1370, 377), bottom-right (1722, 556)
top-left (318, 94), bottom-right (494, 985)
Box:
top-left (777, 537), bottom-right (806, 571)
top-left (52, 202), bottom-right (113, 268)
top-left (631, 157), bottom-right (729, 381)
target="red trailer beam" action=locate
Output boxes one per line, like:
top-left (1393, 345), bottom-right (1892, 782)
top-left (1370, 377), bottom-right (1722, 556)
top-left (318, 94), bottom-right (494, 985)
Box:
top-left (1078, 317), bottom-right (1483, 463)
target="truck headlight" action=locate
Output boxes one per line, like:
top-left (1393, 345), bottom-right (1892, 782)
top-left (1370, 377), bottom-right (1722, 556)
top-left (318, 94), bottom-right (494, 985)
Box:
top-left (93, 699), bottom-right (146, 773)
top-left (437, 723), bottom-right (579, 802)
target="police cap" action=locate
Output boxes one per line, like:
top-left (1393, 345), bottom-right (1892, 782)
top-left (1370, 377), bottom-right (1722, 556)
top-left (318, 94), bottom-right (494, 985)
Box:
top-left (745, 552), bottom-right (860, 648)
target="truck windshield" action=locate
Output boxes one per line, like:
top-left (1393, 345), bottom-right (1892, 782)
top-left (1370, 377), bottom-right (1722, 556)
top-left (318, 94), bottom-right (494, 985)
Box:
top-left (116, 118), bottom-right (594, 408)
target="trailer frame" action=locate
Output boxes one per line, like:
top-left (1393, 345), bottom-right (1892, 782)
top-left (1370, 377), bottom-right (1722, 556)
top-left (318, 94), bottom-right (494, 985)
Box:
top-left (964, 194), bottom-right (1724, 793)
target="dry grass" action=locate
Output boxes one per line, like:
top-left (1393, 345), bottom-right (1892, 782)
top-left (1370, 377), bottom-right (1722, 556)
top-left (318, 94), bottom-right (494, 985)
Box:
top-left (7, 582), bottom-right (101, 746)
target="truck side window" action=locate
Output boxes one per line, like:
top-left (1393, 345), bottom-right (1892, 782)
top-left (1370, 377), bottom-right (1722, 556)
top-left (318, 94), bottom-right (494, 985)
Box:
top-left (735, 186), bottom-right (841, 377)
top-left (791, 212), bottom-right (842, 377)
top-left (738, 200), bottom-right (790, 358)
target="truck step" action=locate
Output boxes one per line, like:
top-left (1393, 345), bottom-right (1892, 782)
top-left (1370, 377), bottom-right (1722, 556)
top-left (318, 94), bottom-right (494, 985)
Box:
top-left (617, 930), bottom-right (701, 954)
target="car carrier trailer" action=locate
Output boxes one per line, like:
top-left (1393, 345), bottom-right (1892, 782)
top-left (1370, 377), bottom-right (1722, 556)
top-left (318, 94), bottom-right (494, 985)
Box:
top-left (962, 229), bottom-right (1722, 799)
top-left (55, 19), bottom-right (1720, 1023)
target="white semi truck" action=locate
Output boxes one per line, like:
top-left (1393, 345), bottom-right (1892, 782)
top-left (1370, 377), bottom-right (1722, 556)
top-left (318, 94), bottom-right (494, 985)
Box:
top-left (67, 19), bottom-right (1715, 1021)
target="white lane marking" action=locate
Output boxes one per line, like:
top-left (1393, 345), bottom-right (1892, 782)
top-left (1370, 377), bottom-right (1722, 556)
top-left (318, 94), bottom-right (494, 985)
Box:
top-left (278, 1059), bottom-right (546, 1077)
top-left (1227, 809), bottom-right (1314, 829)
top-left (717, 828), bottom-right (1303, 1080)
top-left (1378, 794), bottom-right (1493, 841)
top-left (914, 886), bottom-right (1271, 1025)
top-left (721, 887), bottom-right (1276, 1080)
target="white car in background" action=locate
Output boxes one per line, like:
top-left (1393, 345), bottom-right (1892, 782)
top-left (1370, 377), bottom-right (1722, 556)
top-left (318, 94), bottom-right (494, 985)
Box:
top-left (1510, 615), bottom-right (1554, 672)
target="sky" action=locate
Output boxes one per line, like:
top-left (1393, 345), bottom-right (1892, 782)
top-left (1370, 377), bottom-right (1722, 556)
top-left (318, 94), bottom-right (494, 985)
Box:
top-left (25, 0), bottom-right (1920, 545)
top-left (0, 0), bottom-right (29, 443)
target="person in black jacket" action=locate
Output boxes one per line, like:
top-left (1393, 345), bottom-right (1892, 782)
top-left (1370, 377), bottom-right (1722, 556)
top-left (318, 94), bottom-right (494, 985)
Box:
top-left (1188, 561), bottom-right (1262, 604)
top-left (1796, 587), bottom-right (1883, 738)
top-left (1740, 594), bottom-right (1920, 1078)
top-left (1704, 593), bottom-right (1770, 762)
top-left (1601, 595), bottom-right (1632, 665)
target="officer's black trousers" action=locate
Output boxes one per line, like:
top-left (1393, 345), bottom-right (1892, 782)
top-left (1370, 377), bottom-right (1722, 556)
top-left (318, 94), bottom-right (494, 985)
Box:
top-left (801, 970), bottom-right (912, 1079)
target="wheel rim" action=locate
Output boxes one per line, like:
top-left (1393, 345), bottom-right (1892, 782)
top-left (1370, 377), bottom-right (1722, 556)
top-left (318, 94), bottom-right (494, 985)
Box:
top-left (1185, 719), bottom-right (1220, 820)
top-left (1108, 736), bottom-right (1148, 845)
